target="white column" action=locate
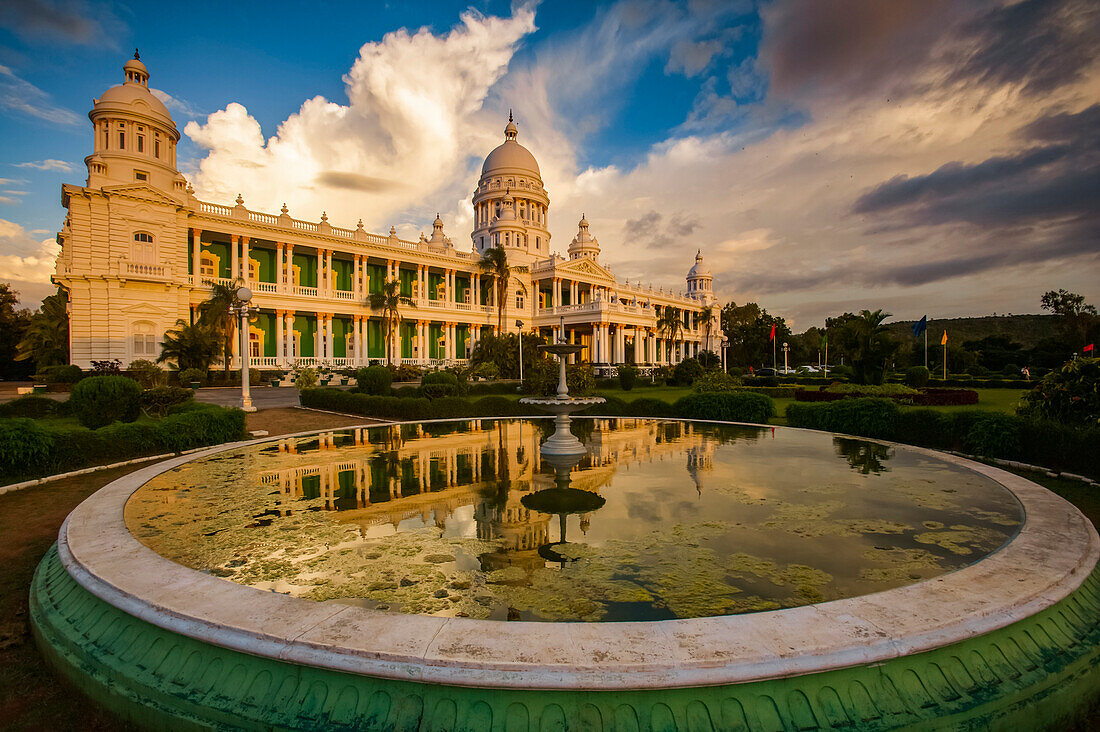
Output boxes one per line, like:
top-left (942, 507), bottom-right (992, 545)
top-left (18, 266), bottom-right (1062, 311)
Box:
top-left (276, 244), bottom-right (284, 290)
top-left (191, 228), bottom-right (201, 282)
top-left (314, 312), bottom-right (322, 359)
top-left (326, 315), bottom-right (335, 359)
top-left (552, 279), bottom-right (561, 308)
top-left (275, 311), bottom-right (284, 366)
top-left (634, 328), bottom-right (642, 363)
top-left (353, 256), bottom-right (360, 299)
top-left (241, 237), bottom-right (251, 283)
top-left (285, 245), bottom-right (294, 288)
top-left (230, 235), bottom-right (239, 282)
top-left (316, 250), bottom-right (324, 292)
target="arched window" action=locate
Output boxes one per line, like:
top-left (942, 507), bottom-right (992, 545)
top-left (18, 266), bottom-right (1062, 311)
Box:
top-left (132, 321), bottom-right (158, 357)
top-left (249, 330), bottom-right (262, 358)
top-left (200, 252), bottom-right (218, 277)
top-left (133, 232), bottom-right (155, 264)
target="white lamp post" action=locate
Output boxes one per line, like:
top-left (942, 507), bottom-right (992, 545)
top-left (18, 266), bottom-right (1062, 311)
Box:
top-left (516, 319), bottom-right (524, 383)
top-left (233, 286), bottom-right (256, 412)
top-left (782, 341), bottom-right (789, 374)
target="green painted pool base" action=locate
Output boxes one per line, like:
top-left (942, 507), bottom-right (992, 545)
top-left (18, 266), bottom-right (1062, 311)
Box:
top-left (31, 545), bottom-right (1100, 731)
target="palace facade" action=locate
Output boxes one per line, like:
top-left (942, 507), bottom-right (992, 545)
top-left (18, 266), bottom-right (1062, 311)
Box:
top-left (54, 55), bottom-right (719, 370)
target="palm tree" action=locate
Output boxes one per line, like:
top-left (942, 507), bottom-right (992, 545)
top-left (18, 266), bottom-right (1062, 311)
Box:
top-left (368, 279), bottom-right (413, 367)
top-left (841, 309), bottom-right (899, 385)
top-left (158, 319), bottom-right (221, 371)
top-left (657, 305), bottom-right (684, 362)
top-left (478, 245), bottom-right (528, 332)
top-left (198, 278), bottom-right (243, 376)
top-left (16, 290), bottom-right (69, 368)
top-left (698, 303), bottom-right (716, 353)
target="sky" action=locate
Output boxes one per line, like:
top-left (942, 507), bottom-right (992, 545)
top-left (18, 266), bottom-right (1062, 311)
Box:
top-left (0, 0), bottom-right (1096, 329)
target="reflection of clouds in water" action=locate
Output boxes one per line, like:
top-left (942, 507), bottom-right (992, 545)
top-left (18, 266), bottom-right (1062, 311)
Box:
top-left (125, 419), bottom-right (1022, 622)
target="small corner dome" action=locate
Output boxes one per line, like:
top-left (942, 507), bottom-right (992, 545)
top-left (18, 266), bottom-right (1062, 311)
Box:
top-left (480, 113), bottom-right (540, 178)
top-left (688, 250), bottom-right (711, 277)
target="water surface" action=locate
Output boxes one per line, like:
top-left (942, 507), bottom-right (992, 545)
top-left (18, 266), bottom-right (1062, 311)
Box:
top-left (125, 418), bottom-right (1022, 622)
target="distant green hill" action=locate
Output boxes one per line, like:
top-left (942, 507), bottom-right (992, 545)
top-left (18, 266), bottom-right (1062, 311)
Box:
top-left (885, 314), bottom-right (1057, 348)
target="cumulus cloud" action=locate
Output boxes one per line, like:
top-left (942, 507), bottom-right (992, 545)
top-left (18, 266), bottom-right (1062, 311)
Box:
top-left (0, 64), bottom-right (81, 125)
top-left (14, 159), bottom-right (74, 172)
top-left (184, 7), bottom-right (538, 232)
top-left (0, 218), bottom-right (59, 303)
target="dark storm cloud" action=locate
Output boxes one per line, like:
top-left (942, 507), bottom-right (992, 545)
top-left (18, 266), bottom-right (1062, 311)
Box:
top-left (946, 0), bottom-right (1100, 95)
top-left (853, 105), bottom-right (1100, 230)
top-left (316, 172), bottom-right (400, 193)
top-left (623, 210), bottom-right (699, 249)
top-left (0, 0), bottom-right (118, 46)
top-left (761, 0), bottom-right (1097, 100)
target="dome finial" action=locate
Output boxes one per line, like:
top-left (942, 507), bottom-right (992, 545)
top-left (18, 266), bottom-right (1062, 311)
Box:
top-left (504, 111), bottom-right (518, 141)
top-left (134, 48), bottom-right (140, 60)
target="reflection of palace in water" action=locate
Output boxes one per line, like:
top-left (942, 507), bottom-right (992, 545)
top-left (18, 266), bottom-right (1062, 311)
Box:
top-left (255, 419), bottom-right (718, 568)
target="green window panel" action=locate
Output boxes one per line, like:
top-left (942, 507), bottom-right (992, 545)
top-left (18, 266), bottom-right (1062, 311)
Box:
top-left (399, 269), bottom-right (415, 297)
top-left (367, 264), bottom-right (386, 294)
top-left (561, 288), bottom-right (571, 306)
top-left (429, 323), bottom-right (444, 359)
top-left (293, 253), bottom-right (317, 288)
top-left (333, 259), bottom-right (353, 292)
top-left (456, 325), bottom-right (470, 359)
top-left (428, 273), bottom-right (444, 301)
top-left (332, 317), bottom-right (349, 358)
top-left (367, 319), bottom-right (384, 358)
top-left (294, 315), bottom-right (316, 358)
top-left (401, 322), bottom-right (414, 358)
top-left (255, 313), bottom-right (276, 357)
top-left (455, 277), bottom-right (470, 304)
top-left (251, 248), bottom-right (276, 283)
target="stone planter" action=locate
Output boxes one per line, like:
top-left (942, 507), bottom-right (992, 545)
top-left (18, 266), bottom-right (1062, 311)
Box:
top-left (188, 381), bottom-right (201, 390)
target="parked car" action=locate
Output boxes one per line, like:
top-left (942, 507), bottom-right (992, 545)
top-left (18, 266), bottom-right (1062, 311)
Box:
top-left (753, 368), bottom-right (778, 376)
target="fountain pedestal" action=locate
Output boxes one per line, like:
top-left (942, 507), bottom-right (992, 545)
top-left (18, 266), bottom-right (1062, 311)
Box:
top-left (519, 343), bottom-right (605, 456)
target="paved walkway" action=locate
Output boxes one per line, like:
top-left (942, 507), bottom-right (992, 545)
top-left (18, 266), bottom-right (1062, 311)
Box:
top-left (194, 386), bottom-right (351, 409)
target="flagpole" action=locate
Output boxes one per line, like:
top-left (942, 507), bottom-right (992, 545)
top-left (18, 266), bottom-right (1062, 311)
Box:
top-left (924, 325), bottom-right (928, 370)
top-left (772, 337), bottom-right (776, 370)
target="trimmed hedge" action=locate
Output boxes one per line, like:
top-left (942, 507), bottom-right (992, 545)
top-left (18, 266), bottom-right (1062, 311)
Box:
top-left (69, 375), bottom-right (142, 428)
top-left (0, 404), bottom-right (246, 484)
top-left (794, 388), bottom-right (979, 406)
top-left (356, 366), bottom-right (392, 396)
top-left (0, 395), bottom-right (66, 418)
top-left (300, 388), bottom-right (774, 424)
top-left (786, 398), bottom-right (1099, 479)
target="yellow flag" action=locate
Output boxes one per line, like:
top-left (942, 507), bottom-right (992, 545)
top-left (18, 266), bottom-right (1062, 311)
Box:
top-left (941, 330), bottom-right (948, 345)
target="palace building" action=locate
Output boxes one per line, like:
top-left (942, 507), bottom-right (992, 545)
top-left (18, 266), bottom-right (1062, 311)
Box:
top-left (54, 54), bottom-right (719, 370)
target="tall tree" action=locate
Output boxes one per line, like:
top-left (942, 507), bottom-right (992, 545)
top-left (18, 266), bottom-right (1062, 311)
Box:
top-left (698, 303), bottom-right (716, 353)
top-left (836, 309), bottom-right (898, 385)
top-left (368, 279), bottom-right (413, 367)
top-left (158, 319), bottom-right (221, 371)
top-left (478, 245), bottom-right (528, 332)
top-left (198, 278), bottom-right (244, 376)
top-left (1040, 289), bottom-right (1097, 349)
top-left (657, 305), bottom-right (685, 361)
top-left (0, 283), bottom-right (33, 379)
top-left (16, 289), bottom-right (69, 369)
top-left (721, 301), bottom-right (790, 367)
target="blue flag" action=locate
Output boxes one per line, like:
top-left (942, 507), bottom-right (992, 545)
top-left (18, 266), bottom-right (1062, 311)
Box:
top-left (912, 315), bottom-right (927, 338)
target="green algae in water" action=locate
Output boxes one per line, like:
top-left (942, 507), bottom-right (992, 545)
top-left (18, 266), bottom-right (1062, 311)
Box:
top-left (125, 418), bottom-right (1023, 622)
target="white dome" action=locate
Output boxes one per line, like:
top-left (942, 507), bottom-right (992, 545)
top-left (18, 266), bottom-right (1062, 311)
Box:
top-left (481, 113), bottom-right (540, 178)
top-left (688, 250), bottom-right (711, 278)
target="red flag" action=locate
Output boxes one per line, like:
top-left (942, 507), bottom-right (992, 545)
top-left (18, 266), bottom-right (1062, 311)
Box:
top-left (769, 323), bottom-right (776, 341)
top-left (1085, 343), bottom-right (1095, 352)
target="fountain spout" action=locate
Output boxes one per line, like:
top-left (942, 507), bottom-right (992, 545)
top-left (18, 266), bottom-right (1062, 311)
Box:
top-left (519, 342), bottom-right (606, 456)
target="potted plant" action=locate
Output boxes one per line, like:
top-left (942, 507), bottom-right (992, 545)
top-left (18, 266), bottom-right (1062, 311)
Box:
top-left (179, 368), bottom-right (206, 390)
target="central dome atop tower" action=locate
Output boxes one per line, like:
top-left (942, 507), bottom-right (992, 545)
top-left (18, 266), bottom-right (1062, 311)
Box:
top-left (481, 111), bottom-right (540, 178)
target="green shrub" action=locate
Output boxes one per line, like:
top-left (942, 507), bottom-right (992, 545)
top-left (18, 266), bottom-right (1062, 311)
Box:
top-left (826, 383), bottom-right (918, 396)
top-left (0, 406), bottom-right (245, 483)
top-left (392, 385), bottom-right (420, 398)
top-left (567, 362), bottom-right (595, 395)
top-left (674, 391), bottom-right (775, 424)
top-left (472, 362), bottom-right (499, 380)
top-left (786, 398), bottom-right (899, 439)
top-left (356, 365), bottom-right (392, 395)
top-left (693, 371), bottom-right (741, 392)
top-left (896, 409), bottom-right (955, 450)
top-left (963, 412), bottom-right (1023, 458)
top-left (625, 398), bottom-right (677, 417)
top-left (139, 386), bottom-right (194, 418)
top-left (295, 367), bottom-right (318, 391)
top-left (522, 357), bottom-right (558, 395)
top-left (0, 395), bottom-right (62, 418)
top-left (41, 364), bottom-right (82, 383)
top-left (420, 370), bottom-right (460, 399)
top-left (430, 396), bottom-right (472, 419)
top-left (1018, 358), bottom-right (1099, 426)
top-left (393, 363), bottom-right (423, 382)
top-left (69, 375), bottom-right (142, 429)
top-left (129, 359), bottom-right (167, 388)
top-left (618, 363), bottom-right (639, 391)
top-left (672, 357), bottom-right (704, 386)
top-left (179, 367), bottom-right (206, 386)
top-left (471, 396), bottom-right (526, 417)
top-left (905, 365), bottom-right (930, 388)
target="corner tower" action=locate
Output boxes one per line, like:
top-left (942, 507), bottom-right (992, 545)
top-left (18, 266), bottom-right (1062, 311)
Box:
top-left (84, 50), bottom-right (187, 197)
top-left (686, 250), bottom-right (716, 306)
top-left (471, 112), bottom-right (550, 265)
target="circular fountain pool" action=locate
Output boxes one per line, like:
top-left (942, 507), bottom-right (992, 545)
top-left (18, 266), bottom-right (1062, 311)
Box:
top-left (124, 419), bottom-right (1023, 622)
top-left (30, 418), bottom-right (1100, 730)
